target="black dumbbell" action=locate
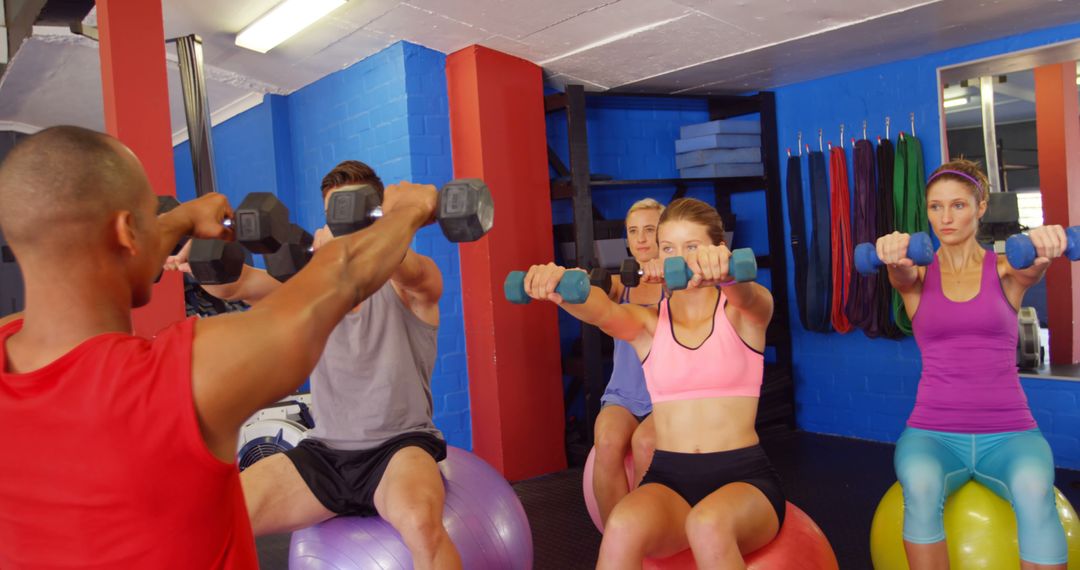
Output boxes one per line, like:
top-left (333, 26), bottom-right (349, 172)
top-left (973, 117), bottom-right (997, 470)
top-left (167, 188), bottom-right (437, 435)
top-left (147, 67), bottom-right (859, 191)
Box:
top-left (619, 259), bottom-right (643, 288)
top-left (185, 192), bottom-right (294, 285)
top-left (589, 267), bottom-right (611, 294)
top-left (325, 179), bottom-right (494, 242)
top-left (234, 192), bottom-right (291, 254)
top-left (265, 223), bottom-right (314, 283)
top-left (188, 238), bottom-right (247, 284)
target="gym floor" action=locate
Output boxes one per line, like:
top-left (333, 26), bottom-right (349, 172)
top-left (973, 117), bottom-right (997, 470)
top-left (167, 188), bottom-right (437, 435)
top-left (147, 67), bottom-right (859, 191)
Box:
top-left (255, 431), bottom-right (1080, 569)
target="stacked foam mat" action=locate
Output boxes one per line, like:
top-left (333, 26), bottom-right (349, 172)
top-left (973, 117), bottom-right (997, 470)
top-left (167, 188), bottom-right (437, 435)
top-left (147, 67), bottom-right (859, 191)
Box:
top-left (676, 119), bottom-right (764, 178)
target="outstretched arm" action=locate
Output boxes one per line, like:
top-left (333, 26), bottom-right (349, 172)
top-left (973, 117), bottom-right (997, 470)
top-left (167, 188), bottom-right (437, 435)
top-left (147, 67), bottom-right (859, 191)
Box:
top-left (163, 239), bottom-right (282, 304)
top-left (524, 263), bottom-right (655, 343)
top-left (190, 182), bottom-right (438, 462)
top-left (1002, 225), bottom-right (1065, 293)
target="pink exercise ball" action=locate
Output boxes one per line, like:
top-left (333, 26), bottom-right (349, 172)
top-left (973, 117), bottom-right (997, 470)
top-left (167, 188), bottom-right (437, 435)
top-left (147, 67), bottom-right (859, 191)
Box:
top-left (582, 446), bottom-right (637, 530)
top-left (583, 447), bottom-right (838, 569)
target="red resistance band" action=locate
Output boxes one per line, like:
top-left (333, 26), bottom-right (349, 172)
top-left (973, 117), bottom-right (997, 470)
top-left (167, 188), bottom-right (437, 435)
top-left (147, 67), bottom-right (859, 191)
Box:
top-left (829, 146), bottom-right (853, 334)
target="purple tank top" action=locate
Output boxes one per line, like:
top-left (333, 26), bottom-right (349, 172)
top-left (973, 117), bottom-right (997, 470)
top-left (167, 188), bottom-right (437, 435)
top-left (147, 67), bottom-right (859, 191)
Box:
top-left (599, 285), bottom-right (661, 417)
top-left (908, 249), bottom-right (1036, 433)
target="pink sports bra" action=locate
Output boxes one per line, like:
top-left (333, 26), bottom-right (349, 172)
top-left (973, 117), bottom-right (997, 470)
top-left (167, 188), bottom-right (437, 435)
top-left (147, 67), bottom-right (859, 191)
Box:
top-left (642, 291), bottom-right (764, 403)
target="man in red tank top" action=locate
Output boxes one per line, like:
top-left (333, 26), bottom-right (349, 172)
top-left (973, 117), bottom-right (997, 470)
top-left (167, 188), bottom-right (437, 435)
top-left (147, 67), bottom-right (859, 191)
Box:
top-left (0, 126), bottom-right (439, 569)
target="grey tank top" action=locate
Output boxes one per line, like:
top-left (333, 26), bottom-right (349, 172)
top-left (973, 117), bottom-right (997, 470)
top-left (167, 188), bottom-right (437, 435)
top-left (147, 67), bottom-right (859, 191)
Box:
top-left (306, 282), bottom-right (442, 450)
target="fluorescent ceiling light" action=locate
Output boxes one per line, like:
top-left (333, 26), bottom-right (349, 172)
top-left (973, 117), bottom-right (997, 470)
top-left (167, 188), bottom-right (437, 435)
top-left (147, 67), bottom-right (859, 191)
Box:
top-left (236, 0), bottom-right (346, 53)
top-left (943, 97), bottom-right (968, 109)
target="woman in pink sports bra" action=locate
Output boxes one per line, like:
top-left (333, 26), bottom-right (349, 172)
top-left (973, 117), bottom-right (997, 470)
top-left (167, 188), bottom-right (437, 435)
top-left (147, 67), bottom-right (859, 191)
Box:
top-left (876, 159), bottom-right (1069, 569)
top-left (522, 198), bottom-right (783, 568)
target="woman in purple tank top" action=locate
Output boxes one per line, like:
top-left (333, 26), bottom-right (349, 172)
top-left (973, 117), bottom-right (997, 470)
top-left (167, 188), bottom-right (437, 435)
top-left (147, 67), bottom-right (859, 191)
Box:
top-left (876, 159), bottom-right (1071, 569)
top-left (593, 198), bottom-right (665, 526)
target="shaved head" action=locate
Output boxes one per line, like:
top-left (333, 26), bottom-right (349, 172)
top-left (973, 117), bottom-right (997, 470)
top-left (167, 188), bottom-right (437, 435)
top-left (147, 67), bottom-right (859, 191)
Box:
top-left (0, 126), bottom-right (152, 253)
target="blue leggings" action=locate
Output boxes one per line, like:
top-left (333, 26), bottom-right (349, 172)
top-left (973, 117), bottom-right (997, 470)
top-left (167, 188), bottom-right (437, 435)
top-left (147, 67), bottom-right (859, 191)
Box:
top-left (894, 427), bottom-right (1066, 565)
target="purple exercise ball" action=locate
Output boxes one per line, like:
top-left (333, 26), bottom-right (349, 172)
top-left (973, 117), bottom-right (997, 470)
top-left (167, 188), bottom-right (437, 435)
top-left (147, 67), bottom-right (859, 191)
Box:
top-left (289, 447), bottom-right (533, 569)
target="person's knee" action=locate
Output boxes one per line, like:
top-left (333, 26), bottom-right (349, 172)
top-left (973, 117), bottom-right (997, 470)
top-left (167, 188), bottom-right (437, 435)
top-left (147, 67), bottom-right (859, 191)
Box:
top-left (897, 461), bottom-right (949, 541)
top-left (1008, 466), bottom-right (1056, 520)
top-left (897, 459), bottom-right (945, 509)
top-left (685, 507), bottom-right (737, 554)
top-left (391, 499), bottom-right (446, 549)
top-left (603, 502), bottom-right (647, 546)
top-left (595, 424), bottom-right (632, 462)
top-left (631, 425), bottom-right (656, 460)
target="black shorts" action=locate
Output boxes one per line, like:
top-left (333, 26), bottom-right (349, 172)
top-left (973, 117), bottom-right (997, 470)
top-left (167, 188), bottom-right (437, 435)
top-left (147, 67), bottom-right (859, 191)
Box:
top-left (284, 432), bottom-right (447, 516)
top-left (640, 444), bottom-right (786, 526)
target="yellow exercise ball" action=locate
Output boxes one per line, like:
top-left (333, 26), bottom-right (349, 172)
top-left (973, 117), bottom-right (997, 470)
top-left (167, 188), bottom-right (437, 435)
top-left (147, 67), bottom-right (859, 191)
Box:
top-left (870, 480), bottom-right (1080, 569)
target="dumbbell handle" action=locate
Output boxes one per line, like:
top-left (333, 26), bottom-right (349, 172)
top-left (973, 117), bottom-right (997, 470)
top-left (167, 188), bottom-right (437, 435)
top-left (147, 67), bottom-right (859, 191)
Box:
top-left (1005, 226), bottom-right (1080, 269)
top-left (854, 232), bottom-right (934, 275)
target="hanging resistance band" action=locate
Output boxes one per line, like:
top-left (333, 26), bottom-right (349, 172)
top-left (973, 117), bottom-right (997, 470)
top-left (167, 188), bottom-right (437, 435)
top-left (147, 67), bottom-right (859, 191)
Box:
top-left (892, 134), bottom-right (929, 335)
top-left (805, 151), bottom-right (833, 332)
top-left (874, 138), bottom-right (904, 339)
top-left (829, 146), bottom-right (853, 334)
top-left (785, 154), bottom-right (812, 330)
top-left (844, 139), bottom-right (879, 334)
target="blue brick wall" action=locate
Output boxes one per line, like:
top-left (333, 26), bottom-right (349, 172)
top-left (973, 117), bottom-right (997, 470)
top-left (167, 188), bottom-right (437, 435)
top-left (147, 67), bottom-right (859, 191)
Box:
top-left (402, 43), bottom-right (472, 449)
top-left (174, 96), bottom-right (281, 204)
top-left (172, 41), bottom-right (472, 450)
top-left (773, 21), bottom-right (1080, 469)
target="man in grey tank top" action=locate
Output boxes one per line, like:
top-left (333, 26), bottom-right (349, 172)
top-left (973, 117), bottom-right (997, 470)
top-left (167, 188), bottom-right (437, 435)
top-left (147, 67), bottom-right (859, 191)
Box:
top-left (185, 161), bottom-right (461, 569)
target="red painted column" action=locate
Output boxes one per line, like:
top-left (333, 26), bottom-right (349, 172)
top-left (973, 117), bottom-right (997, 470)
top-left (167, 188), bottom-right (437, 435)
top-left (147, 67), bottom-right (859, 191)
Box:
top-left (1034, 63), bottom-right (1080, 365)
top-left (446, 46), bottom-right (566, 480)
top-left (97, 0), bottom-right (185, 337)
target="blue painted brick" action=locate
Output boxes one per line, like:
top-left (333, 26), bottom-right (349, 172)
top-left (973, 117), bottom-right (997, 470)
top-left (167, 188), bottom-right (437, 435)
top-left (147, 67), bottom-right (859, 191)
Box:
top-left (1044, 434), bottom-right (1080, 470)
top-left (1023, 385), bottom-right (1078, 411)
top-left (445, 391), bottom-right (470, 413)
top-left (1032, 409), bottom-right (1055, 430)
top-left (410, 135), bottom-right (443, 157)
top-left (408, 115), bottom-right (426, 135)
top-left (1054, 413), bottom-right (1080, 438)
top-left (440, 352), bottom-right (467, 375)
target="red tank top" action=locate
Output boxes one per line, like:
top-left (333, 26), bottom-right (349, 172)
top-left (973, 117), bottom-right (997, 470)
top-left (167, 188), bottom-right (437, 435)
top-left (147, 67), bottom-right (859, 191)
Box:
top-left (0, 318), bottom-right (257, 569)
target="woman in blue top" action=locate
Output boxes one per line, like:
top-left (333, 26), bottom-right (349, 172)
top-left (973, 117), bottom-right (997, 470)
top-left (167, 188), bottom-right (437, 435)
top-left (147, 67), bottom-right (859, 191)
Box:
top-left (593, 198), bottom-right (666, 524)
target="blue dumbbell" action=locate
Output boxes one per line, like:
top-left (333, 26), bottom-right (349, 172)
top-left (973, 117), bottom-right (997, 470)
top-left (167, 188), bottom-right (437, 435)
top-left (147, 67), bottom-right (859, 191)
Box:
top-left (663, 248), bottom-right (757, 291)
top-left (854, 232), bottom-right (934, 275)
top-left (1005, 226), bottom-right (1080, 269)
top-left (504, 270), bottom-right (591, 304)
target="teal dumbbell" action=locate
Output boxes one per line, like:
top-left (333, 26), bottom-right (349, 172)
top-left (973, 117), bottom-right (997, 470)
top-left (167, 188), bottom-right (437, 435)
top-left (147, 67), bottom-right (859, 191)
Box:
top-left (504, 270), bottom-right (592, 304)
top-left (664, 248), bottom-right (757, 291)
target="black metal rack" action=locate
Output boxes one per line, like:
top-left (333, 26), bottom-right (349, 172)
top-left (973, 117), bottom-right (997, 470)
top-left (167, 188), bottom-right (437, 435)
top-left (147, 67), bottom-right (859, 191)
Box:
top-left (546, 86), bottom-right (796, 464)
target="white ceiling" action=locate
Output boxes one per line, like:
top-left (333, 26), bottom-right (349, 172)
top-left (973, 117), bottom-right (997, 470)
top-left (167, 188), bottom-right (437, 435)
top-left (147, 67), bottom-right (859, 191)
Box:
top-left (2, 0), bottom-right (1080, 137)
